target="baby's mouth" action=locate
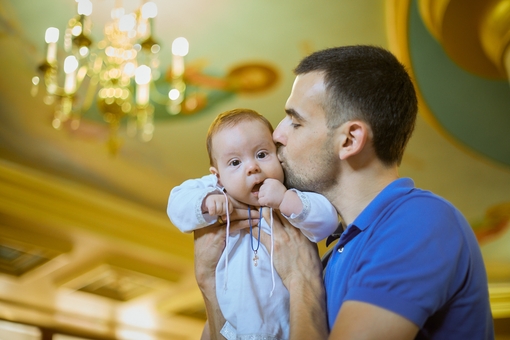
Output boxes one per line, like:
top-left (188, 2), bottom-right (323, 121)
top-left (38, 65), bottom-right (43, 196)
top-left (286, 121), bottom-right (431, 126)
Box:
top-left (251, 182), bottom-right (262, 193)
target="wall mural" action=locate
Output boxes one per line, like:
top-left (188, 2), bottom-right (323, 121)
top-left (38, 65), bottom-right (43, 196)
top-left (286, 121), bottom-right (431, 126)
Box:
top-left (387, 0), bottom-right (510, 318)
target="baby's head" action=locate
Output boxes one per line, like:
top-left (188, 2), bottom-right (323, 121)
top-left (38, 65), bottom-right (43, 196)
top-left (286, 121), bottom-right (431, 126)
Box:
top-left (206, 108), bottom-right (284, 206)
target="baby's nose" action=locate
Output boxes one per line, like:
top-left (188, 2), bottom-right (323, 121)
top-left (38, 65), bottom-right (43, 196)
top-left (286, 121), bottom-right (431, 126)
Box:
top-left (247, 161), bottom-right (261, 175)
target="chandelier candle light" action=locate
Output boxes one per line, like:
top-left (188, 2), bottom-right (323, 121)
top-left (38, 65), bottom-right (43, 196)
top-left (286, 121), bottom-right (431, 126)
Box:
top-left (32, 0), bottom-right (190, 154)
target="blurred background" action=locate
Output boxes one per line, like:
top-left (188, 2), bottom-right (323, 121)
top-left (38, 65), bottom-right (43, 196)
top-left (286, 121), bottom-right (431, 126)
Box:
top-left (0, 0), bottom-right (509, 339)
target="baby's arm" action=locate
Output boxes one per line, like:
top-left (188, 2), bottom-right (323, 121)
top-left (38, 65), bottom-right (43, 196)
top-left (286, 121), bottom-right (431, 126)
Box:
top-left (258, 179), bottom-right (338, 242)
top-left (258, 178), bottom-right (303, 216)
top-left (286, 191), bottom-right (339, 242)
top-left (167, 174), bottom-right (223, 233)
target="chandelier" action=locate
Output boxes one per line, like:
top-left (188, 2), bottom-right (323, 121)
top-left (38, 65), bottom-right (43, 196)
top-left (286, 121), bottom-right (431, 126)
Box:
top-left (32, 0), bottom-right (195, 154)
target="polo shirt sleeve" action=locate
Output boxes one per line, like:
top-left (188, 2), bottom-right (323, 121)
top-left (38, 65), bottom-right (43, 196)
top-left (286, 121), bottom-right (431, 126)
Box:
top-left (343, 195), bottom-right (471, 327)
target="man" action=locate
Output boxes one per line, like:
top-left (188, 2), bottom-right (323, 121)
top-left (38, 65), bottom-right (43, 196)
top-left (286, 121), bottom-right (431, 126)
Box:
top-left (194, 45), bottom-right (494, 339)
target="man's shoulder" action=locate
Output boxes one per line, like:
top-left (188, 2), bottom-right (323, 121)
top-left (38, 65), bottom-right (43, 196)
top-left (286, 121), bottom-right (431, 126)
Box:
top-left (390, 187), bottom-right (462, 219)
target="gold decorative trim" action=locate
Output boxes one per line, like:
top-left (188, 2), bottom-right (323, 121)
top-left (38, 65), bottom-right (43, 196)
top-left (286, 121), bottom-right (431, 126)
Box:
top-left (480, 0), bottom-right (510, 74)
top-left (417, 0), bottom-right (450, 41)
top-left (56, 254), bottom-right (182, 296)
top-left (385, 0), bottom-right (510, 172)
top-left (0, 241), bottom-right (60, 277)
top-left (60, 264), bottom-right (172, 302)
top-left (158, 288), bottom-right (206, 321)
top-left (417, 0), bottom-right (510, 79)
top-left (386, 0), bottom-right (510, 319)
top-left (0, 216), bottom-right (73, 278)
top-left (489, 283), bottom-right (510, 318)
top-left (0, 159), bottom-right (194, 261)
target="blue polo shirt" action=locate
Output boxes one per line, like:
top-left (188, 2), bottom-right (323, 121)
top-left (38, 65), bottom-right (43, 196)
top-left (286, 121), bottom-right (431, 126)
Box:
top-left (324, 178), bottom-right (494, 339)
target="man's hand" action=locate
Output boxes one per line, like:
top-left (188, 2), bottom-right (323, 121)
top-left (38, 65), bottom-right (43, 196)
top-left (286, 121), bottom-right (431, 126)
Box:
top-left (193, 195), bottom-right (259, 339)
top-left (259, 210), bottom-right (328, 339)
top-left (195, 195), bottom-right (259, 289)
top-left (194, 223), bottom-right (226, 291)
top-left (193, 223), bottom-right (226, 340)
top-left (259, 209), bottom-right (323, 287)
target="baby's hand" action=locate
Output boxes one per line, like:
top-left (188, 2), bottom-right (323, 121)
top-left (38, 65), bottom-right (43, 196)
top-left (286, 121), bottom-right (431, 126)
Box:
top-left (258, 178), bottom-right (287, 209)
top-left (202, 193), bottom-right (233, 216)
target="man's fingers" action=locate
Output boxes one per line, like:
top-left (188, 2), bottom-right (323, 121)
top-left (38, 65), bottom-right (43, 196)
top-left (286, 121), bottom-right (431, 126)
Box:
top-left (260, 209), bottom-right (284, 252)
top-left (259, 227), bottom-right (271, 250)
top-left (227, 220), bottom-right (247, 232)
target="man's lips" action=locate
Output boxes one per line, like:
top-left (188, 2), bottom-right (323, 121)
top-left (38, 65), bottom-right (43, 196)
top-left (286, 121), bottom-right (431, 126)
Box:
top-left (277, 150), bottom-right (285, 165)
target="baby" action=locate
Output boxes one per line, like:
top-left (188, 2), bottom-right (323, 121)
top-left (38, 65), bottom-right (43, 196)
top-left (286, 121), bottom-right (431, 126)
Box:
top-left (167, 108), bottom-right (338, 340)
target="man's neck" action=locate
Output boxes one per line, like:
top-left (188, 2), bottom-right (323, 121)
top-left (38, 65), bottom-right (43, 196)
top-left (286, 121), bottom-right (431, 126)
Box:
top-left (326, 163), bottom-right (399, 227)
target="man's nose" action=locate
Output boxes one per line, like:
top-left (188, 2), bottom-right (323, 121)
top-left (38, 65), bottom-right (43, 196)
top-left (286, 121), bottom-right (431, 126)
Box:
top-left (273, 119), bottom-right (287, 146)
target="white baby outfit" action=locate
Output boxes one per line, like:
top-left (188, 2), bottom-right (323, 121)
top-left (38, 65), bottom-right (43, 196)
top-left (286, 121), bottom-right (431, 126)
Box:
top-left (167, 174), bottom-right (338, 340)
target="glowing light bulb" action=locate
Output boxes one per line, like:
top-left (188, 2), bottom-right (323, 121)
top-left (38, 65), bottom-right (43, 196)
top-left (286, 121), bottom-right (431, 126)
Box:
top-left (45, 27), bottom-right (59, 63)
top-left (79, 46), bottom-right (89, 57)
top-left (45, 27), bottom-right (59, 43)
top-left (172, 38), bottom-right (188, 78)
top-left (64, 56), bottom-right (79, 74)
top-left (172, 37), bottom-right (189, 57)
top-left (77, 0), bottom-right (92, 16)
top-left (135, 65), bottom-right (151, 106)
top-left (119, 14), bottom-right (136, 32)
top-left (142, 2), bottom-right (158, 19)
top-left (135, 65), bottom-right (151, 84)
top-left (123, 62), bottom-right (136, 77)
top-left (64, 56), bottom-right (79, 94)
top-left (169, 89), bottom-right (180, 100)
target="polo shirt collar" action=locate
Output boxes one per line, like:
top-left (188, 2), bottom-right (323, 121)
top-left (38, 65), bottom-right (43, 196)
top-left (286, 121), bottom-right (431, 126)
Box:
top-left (326, 178), bottom-right (416, 250)
top-left (351, 177), bottom-right (415, 232)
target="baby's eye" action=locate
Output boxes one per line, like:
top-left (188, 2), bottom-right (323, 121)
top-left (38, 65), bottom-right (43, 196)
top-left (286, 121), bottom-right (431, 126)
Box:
top-left (229, 159), bottom-right (241, 167)
top-left (257, 151), bottom-right (268, 159)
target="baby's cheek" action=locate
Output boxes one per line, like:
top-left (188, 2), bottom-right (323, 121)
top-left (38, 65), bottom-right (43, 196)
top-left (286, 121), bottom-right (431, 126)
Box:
top-left (277, 168), bottom-right (285, 183)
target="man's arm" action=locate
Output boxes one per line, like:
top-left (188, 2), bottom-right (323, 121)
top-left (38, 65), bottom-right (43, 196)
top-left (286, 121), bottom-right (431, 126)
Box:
top-left (194, 224), bottom-right (227, 339)
top-left (193, 199), bottom-right (258, 339)
top-left (330, 301), bottom-right (419, 340)
top-left (260, 210), bottom-right (328, 339)
top-left (261, 211), bottom-right (418, 340)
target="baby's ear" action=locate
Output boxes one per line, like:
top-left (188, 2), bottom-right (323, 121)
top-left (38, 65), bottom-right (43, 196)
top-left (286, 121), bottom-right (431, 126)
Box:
top-left (209, 166), bottom-right (222, 186)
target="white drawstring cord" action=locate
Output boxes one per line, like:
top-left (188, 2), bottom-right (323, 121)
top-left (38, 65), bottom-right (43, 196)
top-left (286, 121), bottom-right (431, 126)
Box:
top-left (218, 198), bottom-right (274, 295)
top-left (269, 207), bottom-right (275, 297)
top-left (220, 189), bottom-right (230, 292)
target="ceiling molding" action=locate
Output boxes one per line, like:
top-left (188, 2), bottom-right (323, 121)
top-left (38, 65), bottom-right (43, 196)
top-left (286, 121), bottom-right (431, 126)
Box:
top-left (489, 282), bottom-right (510, 318)
top-left (55, 254), bottom-right (183, 301)
top-left (0, 159), bottom-right (194, 261)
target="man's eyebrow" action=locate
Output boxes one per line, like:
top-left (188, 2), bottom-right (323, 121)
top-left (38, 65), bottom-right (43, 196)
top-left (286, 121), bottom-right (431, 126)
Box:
top-left (285, 108), bottom-right (305, 121)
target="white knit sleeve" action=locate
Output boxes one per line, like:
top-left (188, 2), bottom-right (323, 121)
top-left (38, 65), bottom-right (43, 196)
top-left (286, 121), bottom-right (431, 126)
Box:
top-left (284, 189), bottom-right (338, 242)
top-left (167, 174), bottom-right (223, 233)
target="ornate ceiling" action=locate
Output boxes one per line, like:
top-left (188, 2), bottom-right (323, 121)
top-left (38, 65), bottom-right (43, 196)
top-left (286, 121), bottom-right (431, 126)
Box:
top-left (0, 0), bottom-right (509, 338)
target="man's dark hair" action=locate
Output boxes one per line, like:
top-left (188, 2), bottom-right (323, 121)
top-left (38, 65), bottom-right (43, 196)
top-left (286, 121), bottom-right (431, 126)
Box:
top-left (294, 45), bottom-right (418, 166)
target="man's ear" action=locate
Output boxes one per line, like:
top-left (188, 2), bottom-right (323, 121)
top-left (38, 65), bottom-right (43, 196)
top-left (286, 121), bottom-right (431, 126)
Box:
top-left (209, 166), bottom-right (222, 186)
top-left (338, 120), bottom-right (369, 160)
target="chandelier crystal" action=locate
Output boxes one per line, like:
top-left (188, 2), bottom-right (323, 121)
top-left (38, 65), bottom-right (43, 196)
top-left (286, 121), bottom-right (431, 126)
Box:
top-left (32, 0), bottom-right (190, 154)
